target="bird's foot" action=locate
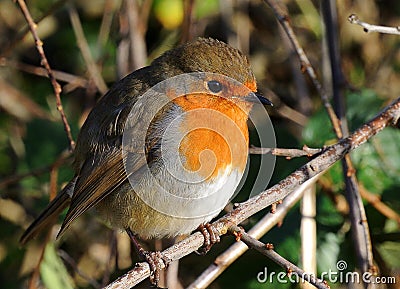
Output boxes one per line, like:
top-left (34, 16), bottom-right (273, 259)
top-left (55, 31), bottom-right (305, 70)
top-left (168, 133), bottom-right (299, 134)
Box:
top-left (126, 228), bottom-right (170, 287)
top-left (196, 223), bottom-right (220, 255)
top-left (139, 250), bottom-right (169, 287)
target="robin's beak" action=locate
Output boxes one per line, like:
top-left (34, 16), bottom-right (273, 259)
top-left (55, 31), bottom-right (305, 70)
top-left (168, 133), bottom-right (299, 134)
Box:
top-left (245, 92), bottom-right (273, 106)
top-left (229, 91), bottom-right (273, 106)
top-left (255, 92), bottom-right (273, 106)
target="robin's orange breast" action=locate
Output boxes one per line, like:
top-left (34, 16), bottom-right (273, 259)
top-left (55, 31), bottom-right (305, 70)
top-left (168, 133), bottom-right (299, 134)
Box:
top-left (174, 93), bottom-right (251, 181)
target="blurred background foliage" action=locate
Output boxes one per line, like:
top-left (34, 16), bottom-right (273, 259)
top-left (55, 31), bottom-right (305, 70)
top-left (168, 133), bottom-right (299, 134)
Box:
top-left (0, 0), bottom-right (399, 288)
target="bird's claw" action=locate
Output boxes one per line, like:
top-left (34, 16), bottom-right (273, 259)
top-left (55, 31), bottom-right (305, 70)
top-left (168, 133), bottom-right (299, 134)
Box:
top-left (140, 250), bottom-right (169, 287)
top-left (196, 223), bottom-right (220, 255)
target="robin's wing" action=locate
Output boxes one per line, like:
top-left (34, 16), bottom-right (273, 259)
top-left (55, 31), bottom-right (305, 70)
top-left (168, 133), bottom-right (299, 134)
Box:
top-left (19, 178), bottom-right (77, 244)
top-left (57, 148), bottom-right (147, 237)
top-left (57, 67), bottom-right (166, 237)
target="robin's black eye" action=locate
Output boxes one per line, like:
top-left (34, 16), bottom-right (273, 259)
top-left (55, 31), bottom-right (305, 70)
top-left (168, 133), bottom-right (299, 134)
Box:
top-left (207, 80), bottom-right (223, 93)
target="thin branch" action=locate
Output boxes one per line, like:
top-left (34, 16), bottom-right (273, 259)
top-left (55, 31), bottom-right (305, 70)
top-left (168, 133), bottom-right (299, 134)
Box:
top-left (263, 0), bottom-right (343, 138)
top-left (187, 176), bottom-right (317, 289)
top-left (68, 4), bottom-right (108, 94)
top-left (321, 0), bottom-right (348, 133)
top-left (229, 226), bottom-right (330, 289)
top-left (16, 0), bottom-right (75, 151)
top-left (317, 178), bottom-right (349, 215)
top-left (260, 88), bottom-right (309, 126)
top-left (101, 231), bottom-right (118, 287)
top-left (348, 14), bottom-right (400, 35)
top-left (97, 0), bottom-right (116, 52)
top-left (1, 0), bottom-right (67, 57)
top-left (278, 22), bottom-right (312, 116)
top-left (360, 185), bottom-right (400, 226)
top-left (59, 250), bottom-right (101, 289)
top-left (180, 0), bottom-right (196, 43)
top-left (0, 150), bottom-right (71, 189)
top-left (126, 0), bottom-right (148, 70)
top-left (117, 2), bottom-right (131, 79)
top-left (1, 58), bottom-right (90, 90)
top-left (249, 145), bottom-right (322, 158)
top-left (103, 97), bottom-right (400, 288)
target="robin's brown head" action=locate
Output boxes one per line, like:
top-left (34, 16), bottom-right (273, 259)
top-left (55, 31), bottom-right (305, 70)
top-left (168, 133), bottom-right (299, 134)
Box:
top-left (152, 38), bottom-right (257, 92)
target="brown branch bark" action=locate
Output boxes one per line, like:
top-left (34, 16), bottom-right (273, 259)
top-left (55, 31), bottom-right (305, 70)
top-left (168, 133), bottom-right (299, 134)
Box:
top-left (249, 146), bottom-right (322, 158)
top-left (68, 4), bottom-right (108, 94)
top-left (229, 226), bottom-right (330, 289)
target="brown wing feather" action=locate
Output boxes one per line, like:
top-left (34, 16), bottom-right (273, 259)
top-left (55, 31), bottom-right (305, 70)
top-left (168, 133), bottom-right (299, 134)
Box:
top-left (57, 148), bottom-right (146, 237)
top-left (19, 178), bottom-right (76, 244)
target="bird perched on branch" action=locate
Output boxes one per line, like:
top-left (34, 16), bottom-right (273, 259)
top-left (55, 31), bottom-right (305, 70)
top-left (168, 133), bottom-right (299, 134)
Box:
top-left (20, 37), bottom-right (272, 285)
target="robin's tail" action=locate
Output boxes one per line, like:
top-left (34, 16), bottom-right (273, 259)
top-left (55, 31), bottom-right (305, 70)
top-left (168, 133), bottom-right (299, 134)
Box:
top-left (20, 178), bottom-right (77, 245)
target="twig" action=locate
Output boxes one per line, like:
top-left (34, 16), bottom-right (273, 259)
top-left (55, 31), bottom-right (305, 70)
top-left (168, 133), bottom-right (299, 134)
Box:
top-left (59, 250), bottom-right (101, 288)
top-left (259, 87), bottom-right (309, 126)
top-left (126, 0), bottom-right (148, 70)
top-left (343, 169), bottom-right (374, 277)
top-left (97, 0), bottom-right (116, 52)
top-left (187, 176), bottom-right (317, 289)
top-left (359, 185), bottom-right (400, 226)
top-left (267, 0), bottom-right (375, 281)
top-left (68, 4), bottom-right (108, 94)
top-left (249, 145), bottom-right (322, 158)
top-left (102, 231), bottom-right (118, 286)
top-left (278, 21), bottom-right (312, 116)
top-left (1, 0), bottom-right (67, 57)
top-left (263, 0), bottom-right (343, 138)
top-left (348, 14), bottom-right (400, 36)
top-left (180, 0), bottom-right (196, 43)
top-left (229, 226), bottom-right (330, 289)
top-left (1, 58), bottom-right (90, 90)
top-left (166, 260), bottom-right (183, 289)
top-left (317, 178), bottom-right (349, 215)
top-left (16, 0), bottom-right (75, 151)
top-left (117, 2), bottom-right (131, 79)
top-left (103, 97), bottom-right (400, 288)
top-left (0, 150), bottom-right (71, 189)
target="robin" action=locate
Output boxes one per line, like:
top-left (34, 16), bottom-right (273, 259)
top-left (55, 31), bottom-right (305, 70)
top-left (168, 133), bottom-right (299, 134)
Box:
top-left (20, 37), bottom-right (272, 284)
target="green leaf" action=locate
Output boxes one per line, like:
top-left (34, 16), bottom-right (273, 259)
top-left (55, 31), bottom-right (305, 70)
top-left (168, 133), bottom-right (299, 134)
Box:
top-left (376, 241), bottom-right (400, 269)
top-left (317, 232), bottom-right (343, 272)
top-left (40, 243), bottom-right (75, 289)
top-left (346, 89), bottom-right (384, 130)
top-left (302, 109), bottom-right (336, 147)
top-left (351, 128), bottom-right (400, 193)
